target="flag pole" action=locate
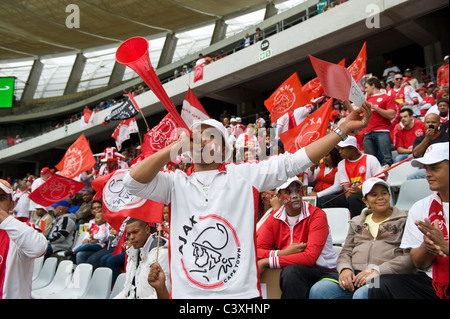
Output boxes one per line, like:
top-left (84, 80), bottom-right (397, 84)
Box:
top-left (127, 92), bottom-right (150, 132)
top-left (155, 223), bottom-right (161, 264)
top-left (320, 156), bottom-right (413, 206)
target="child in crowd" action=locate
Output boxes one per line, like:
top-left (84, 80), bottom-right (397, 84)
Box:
top-left (73, 210), bottom-right (109, 264)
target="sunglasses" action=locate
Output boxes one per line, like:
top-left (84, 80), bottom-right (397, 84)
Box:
top-left (394, 78), bottom-right (403, 81)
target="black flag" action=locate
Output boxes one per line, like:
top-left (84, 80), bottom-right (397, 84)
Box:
top-left (103, 94), bottom-right (140, 124)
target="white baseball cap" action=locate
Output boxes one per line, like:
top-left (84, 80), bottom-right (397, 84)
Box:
top-left (411, 142), bottom-right (449, 167)
top-left (276, 177), bottom-right (303, 192)
top-left (36, 205), bottom-right (49, 212)
top-left (362, 177), bottom-right (389, 197)
top-left (191, 119), bottom-right (233, 162)
top-left (0, 179), bottom-right (12, 194)
top-left (337, 135), bottom-right (360, 151)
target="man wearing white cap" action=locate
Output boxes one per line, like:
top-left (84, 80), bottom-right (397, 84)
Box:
top-left (257, 177), bottom-right (337, 298)
top-left (370, 142), bottom-right (449, 299)
top-left (320, 135), bottom-right (384, 217)
top-left (0, 179), bottom-right (48, 298)
top-left (232, 117), bottom-right (245, 139)
top-left (124, 102), bottom-right (371, 299)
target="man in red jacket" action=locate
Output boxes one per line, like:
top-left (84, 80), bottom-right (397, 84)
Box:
top-left (257, 177), bottom-right (337, 299)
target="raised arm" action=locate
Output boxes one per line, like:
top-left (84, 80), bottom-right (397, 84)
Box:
top-left (129, 130), bottom-right (190, 184)
top-left (304, 102), bottom-right (371, 164)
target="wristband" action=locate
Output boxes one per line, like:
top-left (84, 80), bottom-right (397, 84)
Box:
top-left (333, 127), bottom-right (348, 141)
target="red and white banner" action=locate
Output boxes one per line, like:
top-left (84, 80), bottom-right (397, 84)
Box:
top-left (91, 169), bottom-right (164, 231)
top-left (28, 174), bottom-right (86, 207)
top-left (141, 113), bottom-right (181, 158)
top-left (80, 108), bottom-right (94, 127)
top-left (264, 73), bottom-right (309, 123)
top-left (181, 88), bottom-right (211, 128)
top-left (280, 98), bottom-right (334, 154)
top-left (55, 134), bottom-right (96, 179)
top-left (112, 117), bottom-right (139, 151)
top-left (194, 64), bottom-right (204, 83)
top-left (309, 55), bottom-right (365, 107)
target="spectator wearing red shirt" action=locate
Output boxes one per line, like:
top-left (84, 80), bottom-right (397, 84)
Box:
top-left (362, 77), bottom-right (397, 166)
top-left (437, 55), bottom-right (449, 92)
top-left (394, 108), bottom-right (425, 162)
top-left (257, 178), bottom-right (337, 299)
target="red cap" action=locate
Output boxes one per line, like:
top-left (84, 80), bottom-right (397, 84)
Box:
top-left (40, 167), bottom-right (55, 175)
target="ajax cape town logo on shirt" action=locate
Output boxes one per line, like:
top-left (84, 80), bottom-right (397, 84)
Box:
top-left (178, 214), bottom-right (242, 290)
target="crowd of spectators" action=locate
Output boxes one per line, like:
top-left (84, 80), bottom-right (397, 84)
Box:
top-left (1, 22), bottom-right (448, 299)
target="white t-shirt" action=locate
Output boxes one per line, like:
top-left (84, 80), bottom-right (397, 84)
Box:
top-left (400, 193), bottom-right (449, 278)
top-left (29, 178), bottom-right (45, 211)
top-left (124, 148), bottom-right (313, 299)
top-left (383, 66), bottom-right (401, 82)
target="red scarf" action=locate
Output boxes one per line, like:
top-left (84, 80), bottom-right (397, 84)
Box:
top-left (429, 192), bottom-right (449, 299)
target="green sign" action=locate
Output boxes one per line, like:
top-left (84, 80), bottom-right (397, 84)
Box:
top-left (259, 49), bottom-right (272, 61)
top-left (0, 77), bottom-right (15, 108)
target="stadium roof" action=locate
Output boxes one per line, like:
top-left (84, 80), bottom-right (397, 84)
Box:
top-left (0, 0), bottom-right (290, 60)
top-left (0, 0), bottom-right (304, 99)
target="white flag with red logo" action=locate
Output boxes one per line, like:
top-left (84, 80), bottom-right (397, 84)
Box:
top-left (181, 88), bottom-right (210, 128)
top-left (28, 174), bottom-right (86, 207)
top-left (80, 108), bottom-right (94, 127)
top-left (91, 169), bottom-right (164, 231)
top-left (112, 118), bottom-right (139, 151)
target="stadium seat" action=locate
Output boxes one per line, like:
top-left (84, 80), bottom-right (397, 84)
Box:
top-left (31, 259), bottom-right (74, 299)
top-left (394, 179), bottom-right (433, 212)
top-left (47, 263), bottom-right (93, 299)
top-left (386, 161), bottom-right (418, 188)
top-left (32, 257), bottom-right (58, 290)
top-left (109, 272), bottom-right (127, 299)
top-left (32, 255), bottom-right (45, 281)
top-left (80, 267), bottom-right (112, 299)
top-left (333, 245), bottom-right (343, 255)
top-left (322, 208), bottom-right (351, 246)
top-left (72, 231), bottom-right (87, 251)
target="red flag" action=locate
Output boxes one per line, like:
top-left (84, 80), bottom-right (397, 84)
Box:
top-left (302, 59), bottom-right (346, 101)
top-left (264, 73), bottom-right (309, 123)
top-left (80, 108), bottom-right (94, 127)
top-left (194, 64), bottom-right (204, 82)
top-left (310, 55), bottom-right (352, 101)
top-left (55, 134), bottom-right (96, 179)
top-left (92, 169), bottom-right (164, 231)
top-left (309, 55), bottom-right (366, 107)
top-left (141, 113), bottom-right (181, 158)
top-left (28, 174), bottom-right (86, 207)
top-left (181, 88), bottom-right (211, 128)
top-left (112, 117), bottom-right (139, 151)
top-left (280, 98), bottom-right (334, 154)
top-left (347, 42), bottom-right (367, 83)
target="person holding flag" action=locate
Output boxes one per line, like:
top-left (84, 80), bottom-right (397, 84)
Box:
top-left (123, 97), bottom-right (372, 298)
